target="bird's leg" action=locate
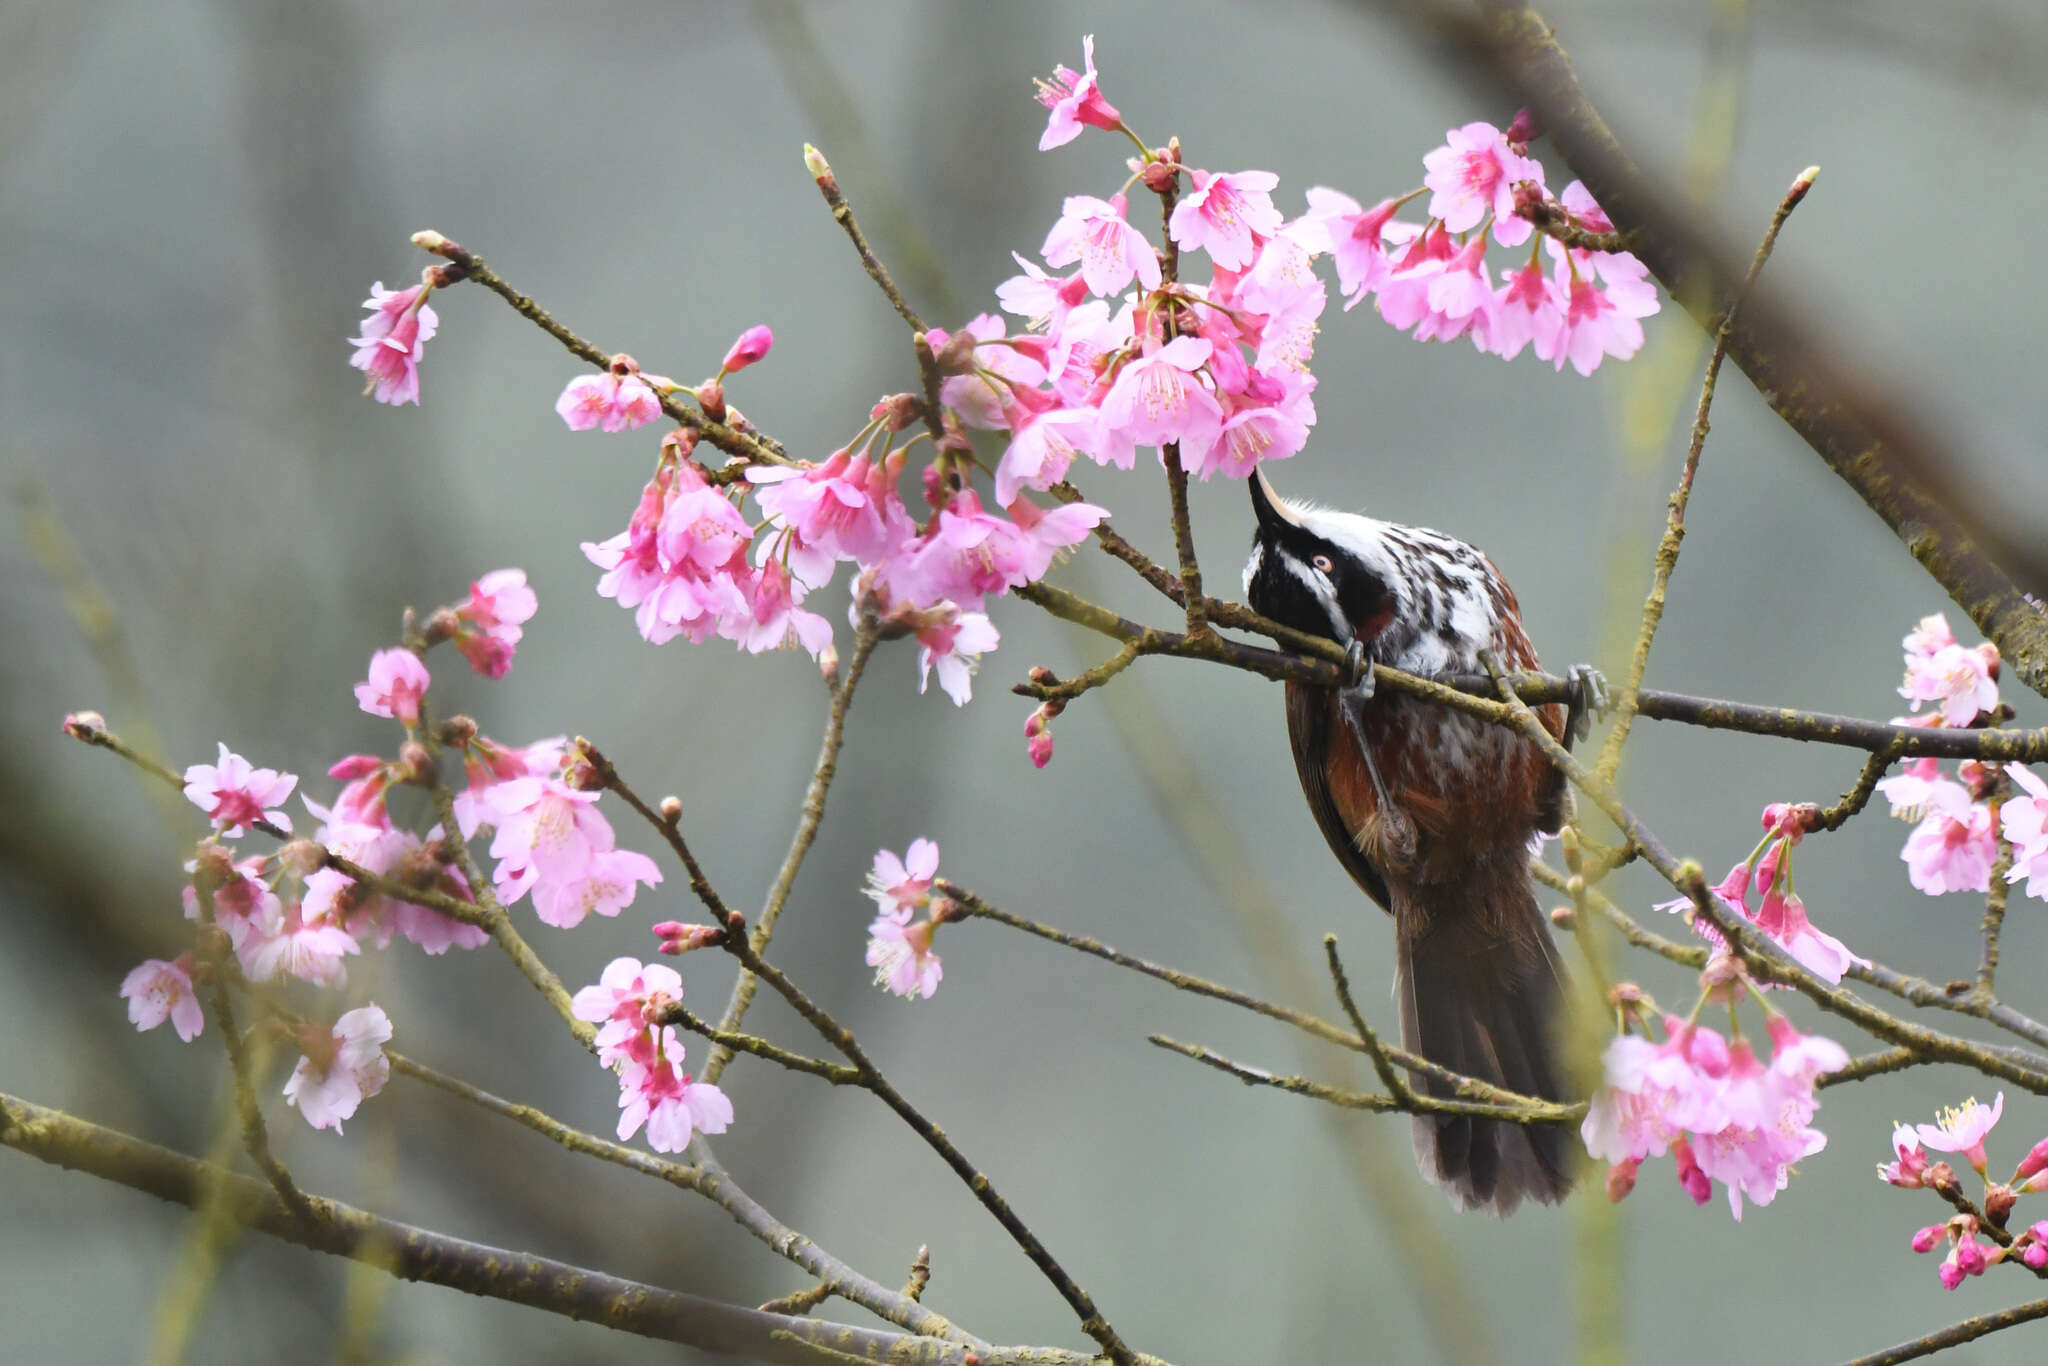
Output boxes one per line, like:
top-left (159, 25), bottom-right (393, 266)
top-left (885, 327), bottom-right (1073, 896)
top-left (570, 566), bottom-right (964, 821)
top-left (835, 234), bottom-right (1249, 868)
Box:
top-left (1563, 663), bottom-right (1611, 751)
top-left (1341, 641), bottom-right (1416, 867)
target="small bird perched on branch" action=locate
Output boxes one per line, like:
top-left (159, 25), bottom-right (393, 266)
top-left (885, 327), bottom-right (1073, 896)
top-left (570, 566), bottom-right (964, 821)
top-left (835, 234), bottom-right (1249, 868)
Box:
top-left (1243, 469), bottom-right (1604, 1215)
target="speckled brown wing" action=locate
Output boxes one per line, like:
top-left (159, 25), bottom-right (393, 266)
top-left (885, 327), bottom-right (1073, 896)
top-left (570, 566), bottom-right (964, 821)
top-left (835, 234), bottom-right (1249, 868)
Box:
top-left (1283, 680), bottom-right (1391, 916)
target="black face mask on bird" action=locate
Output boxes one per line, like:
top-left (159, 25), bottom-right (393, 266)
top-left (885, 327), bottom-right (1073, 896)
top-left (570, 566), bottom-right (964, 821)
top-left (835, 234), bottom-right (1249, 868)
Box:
top-left (1240, 467), bottom-right (1608, 1216)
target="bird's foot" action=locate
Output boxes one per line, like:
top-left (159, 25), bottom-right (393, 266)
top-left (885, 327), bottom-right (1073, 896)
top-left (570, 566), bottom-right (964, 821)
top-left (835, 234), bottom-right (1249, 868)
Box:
top-left (1344, 639), bottom-right (1376, 701)
top-left (1564, 663), bottom-right (1611, 749)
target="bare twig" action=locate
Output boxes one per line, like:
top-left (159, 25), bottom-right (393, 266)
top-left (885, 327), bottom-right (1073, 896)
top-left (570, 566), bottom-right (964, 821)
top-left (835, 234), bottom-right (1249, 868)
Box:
top-left (1324, 937), bottom-right (1412, 1104)
top-left (1597, 165), bottom-right (1818, 779)
top-left (703, 618), bottom-right (880, 1083)
top-left (1978, 819), bottom-right (2014, 997)
top-left (658, 1002), bottom-right (863, 1087)
top-left (713, 909), bottom-right (1138, 1366)
top-left (1148, 1037), bottom-right (1581, 1125)
top-left (804, 144), bottom-right (925, 333)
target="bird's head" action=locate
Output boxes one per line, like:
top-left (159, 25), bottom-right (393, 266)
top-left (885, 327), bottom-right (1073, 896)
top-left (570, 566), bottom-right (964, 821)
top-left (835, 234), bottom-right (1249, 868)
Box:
top-left (1242, 468), bottom-right (1398, 650)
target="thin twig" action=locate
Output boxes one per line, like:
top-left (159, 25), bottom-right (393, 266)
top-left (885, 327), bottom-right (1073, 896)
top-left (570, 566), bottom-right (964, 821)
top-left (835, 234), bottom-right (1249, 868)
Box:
top-left (804, 145), bottom-right (925, 333)
top-left (586, 746), bottom-right (735, 921)
top-left (757, 1279), bottom-right (836, 1319)
top-left (658, 1003), bottom-right (863, 1087)
top-left (1148, 1037), bottom-right (1582, 1125)
top-left (1597, 166), bottom-right (1819, 780)
top-left (713, 908), bottom-right (1139, 1366)
top-left (1816, 747), bottom-right (1902, 831)
top-left (703, 618), bottom-right (880, 1084)
top-left (1323, 937), bottom-right (1412, 1104)
top-left (1978, 816), bottom-right (2013, 998)
top-left (205, 979), bottom-right (313, 1224)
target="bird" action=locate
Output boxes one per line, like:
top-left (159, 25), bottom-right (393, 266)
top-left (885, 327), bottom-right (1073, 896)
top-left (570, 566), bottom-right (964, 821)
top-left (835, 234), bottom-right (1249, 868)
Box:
top-left (1241, 467), bottom-right (1603, 1215)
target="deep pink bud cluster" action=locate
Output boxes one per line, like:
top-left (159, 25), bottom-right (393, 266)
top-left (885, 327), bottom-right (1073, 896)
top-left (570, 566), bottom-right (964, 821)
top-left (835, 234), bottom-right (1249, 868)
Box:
top-left (1583, 1010), bottom-right (1848, 1218)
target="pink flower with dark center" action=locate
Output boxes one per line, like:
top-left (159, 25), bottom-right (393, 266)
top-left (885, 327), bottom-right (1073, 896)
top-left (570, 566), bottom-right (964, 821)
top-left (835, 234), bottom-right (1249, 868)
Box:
top-left (350, 282), bottom-right (438, 406)
top-left (1899, 781), bottom-right (1997, 895)
top-left (868, 915), bottom-right (943, 999)
top-left (1042, 194), bottom-right (1161, 298)
top-left (1100, 336), bottom-right (1224, 456)
top-left (283, 1004), bottom-right (392, 1133)
top-left (1300, 187), bottom-right (1405, 305)
top-left (733, 560), bottom-right (834, 660)
top-left (1423, 122), bottom-right (1543, 247)
top-left (572, 956), bottom-right (684, 1068)
top-left (1917, 1094), bottom-right (2004, 1174)
top-left (915, 606), bottom-right (1000, 706)
top-left (720, 325), bottom-right (774, 376)
top-left (184, 850), bottom-right (282, 946)
top-left (1169, 169), bottom-right (1284, 271)
top-left (867, 840), bottom-right (938, 922)
top-left (1491, 261), bottom-right (1566, 362)
top-left (184, 743), bottom-right (297, 838)
top-left (555, 373), bottom-right (661, 433)
top-left (1374, 225), bottom-right (1457, 334)
top-left (1034, 35), bottom-right (1122, 150)
top-left (354, 648), bottom-right (430, 727)
top-left (120, 954), bottom-right (204, 1041)
top-left (1552, 272), bottom-right (1653, 376)
top-left (1425, 235), bottom-right (1500, 333)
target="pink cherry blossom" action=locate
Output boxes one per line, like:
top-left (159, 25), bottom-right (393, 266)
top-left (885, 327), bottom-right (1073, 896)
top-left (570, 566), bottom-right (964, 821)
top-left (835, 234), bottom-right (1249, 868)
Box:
top-left (1876, 755), bottom-right (1946, 819)
top-left (354, 648), bottom-right (430, 727)
top-left (1374, 225), bottom-right (1456, 334)
top-left (617, 1030), bottom-right (733, 1152)
top-left (915, 605), bottom-right (1000, 706)
top-left (485, 778), bottom-right (661, 929)
top-left (996, 406), bottom-right (1098, 504)
top-left (555, 372), bottom-right (661, 433)
top-left (720, 325), bottom-right (774, 376)
top-left (2003, 765), bottom-right (2048, 899)
top-left (867, 915), bottom-right (943, 999)
top-left (867, 840), bottom-right (938, 922)
top-left (350, 281), bottom-right (438, 406)
top-left (1422, 122), bottom-right (1542, 247)
top-left (1751, 885), bottom-right (1866, 985)
top-left (1300, 188), bottom-right (1405, 305)
top-left (1916, 1094), bottom-right (2004, 1174)
top-left (1898, 781), bottom-right (1997, 895)
top-left (735, 560), bottom-right (835, 660)
top-left (1687, 1038), bottom-right (1829, 1219)
top-left (1878, 1123), bottom-right (1931, 1187)
top-left (184, 743), bottom-right (297, 837)
top-left (995, 254), bottom-right (1093, 331)
top-left (1551, 271), bottom-right (1654, 376)
top-left (283, 1004), bottom-right (392, 1133)
top-left (1899, 618), bottom-right (2001, 725)
top-left (454, 568), bottom-right (538, 678)
top-left (238, 890), bottom-right (361, 987)
top-left (1581, 1024), bottom-right (1729, 1165)
top-left (449, 735), bottom-right (566, 839)
top-left (1169, 169), bottom-right (1284, 271)
top-left (1041, 194), bottom-right (1160, 298)
top-left (750, 448), bottom-right (912, 577)
top-left (1194, 381), bottom-right (1314, 480)
top-left (185, 849), bottom-right (282, 945)
top-left (1034, 35), bottom-right (1123, 150)
top-left (933, 314), bottom-right (1050, 429)
top-left (1100, 336), bottom-right (1224, 455)
top-left (584, 458), bottom-right (758, 646)
top-left (572, 956), bottom-right (684, 1067)
top-left (1489, 261), bottom-right (1565, 363)
top-left (120, 954), bottom-right (204, 1042)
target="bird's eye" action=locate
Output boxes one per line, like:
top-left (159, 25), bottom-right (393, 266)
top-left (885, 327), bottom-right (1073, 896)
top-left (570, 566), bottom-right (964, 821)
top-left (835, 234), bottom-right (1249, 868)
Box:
top-left (1312, 554), bottom-right (1334, 574)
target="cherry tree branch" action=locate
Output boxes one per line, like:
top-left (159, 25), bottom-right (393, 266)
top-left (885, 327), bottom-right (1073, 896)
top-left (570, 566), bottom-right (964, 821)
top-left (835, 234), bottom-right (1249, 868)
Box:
top-left (1837, 1296), bottom-right (2048, 1366)
top-left (0, 1093), bottom-right (1109, 1366)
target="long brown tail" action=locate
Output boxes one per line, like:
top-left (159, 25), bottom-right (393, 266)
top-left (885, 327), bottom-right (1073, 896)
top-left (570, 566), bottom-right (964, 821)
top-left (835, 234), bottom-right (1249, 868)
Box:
top-left (1394, 857), bottom-right (1576, 1215)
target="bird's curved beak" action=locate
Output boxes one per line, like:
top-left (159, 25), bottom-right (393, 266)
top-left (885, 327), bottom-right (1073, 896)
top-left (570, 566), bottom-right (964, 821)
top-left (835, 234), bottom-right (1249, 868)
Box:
top-left (1249, 466), bottom-right (1302, 534)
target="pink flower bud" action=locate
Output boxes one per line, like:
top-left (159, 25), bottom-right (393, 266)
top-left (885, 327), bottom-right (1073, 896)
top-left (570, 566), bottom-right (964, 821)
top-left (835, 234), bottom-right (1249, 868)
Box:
top-left (696, 378), bottom-right (726, 422)
top-left (1604, 1157), bottom-right (1639, 1203)
top-left (1504, 106), bottom-right (1542, 148)
top-left (2026, 1243), bottom-right (2048, 1270)
top-left (2014, 1136), bottom-right (2048, 1182)
top-left (62, 710), bottom-right (107, 741)
top-left (720, 326), bottom-right (774, 376)
top-left (1910, 1224), bottom-right (1945, 1254)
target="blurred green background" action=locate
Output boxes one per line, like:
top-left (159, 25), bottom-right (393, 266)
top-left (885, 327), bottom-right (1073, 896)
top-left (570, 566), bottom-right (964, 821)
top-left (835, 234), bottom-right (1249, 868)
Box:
top-left (6, 2), bottom-right (2048, 1362)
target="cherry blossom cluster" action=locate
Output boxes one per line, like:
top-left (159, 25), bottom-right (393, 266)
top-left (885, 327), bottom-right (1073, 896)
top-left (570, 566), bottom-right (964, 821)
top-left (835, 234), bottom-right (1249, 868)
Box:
top-left (115, 569), bottom-right (666, 1137)
top-left (1655, 802), bottom-right (1865, 985)
top-left (1583, 969), bottom-right (1848, 1218)
top-left (1871, 614), bottom-right (2048, 902)
top-left (571, 957), bottom-right (732, 1153)
top-left (863, 840), bottom-right (951, 1000)
top-left (1879, 1094), bottom-right (2048, 1287)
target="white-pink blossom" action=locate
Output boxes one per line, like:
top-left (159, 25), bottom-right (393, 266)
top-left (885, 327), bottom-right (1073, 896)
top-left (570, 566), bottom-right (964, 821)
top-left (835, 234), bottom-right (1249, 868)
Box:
top-left (183, 744), bottom-right (297, 837)
top-left (354, 648), bottom-right (430, 727)
top-left (283, 1004), bottom-right (393, 1133)
top-left (120, 954), bottom-right (205, 1042)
